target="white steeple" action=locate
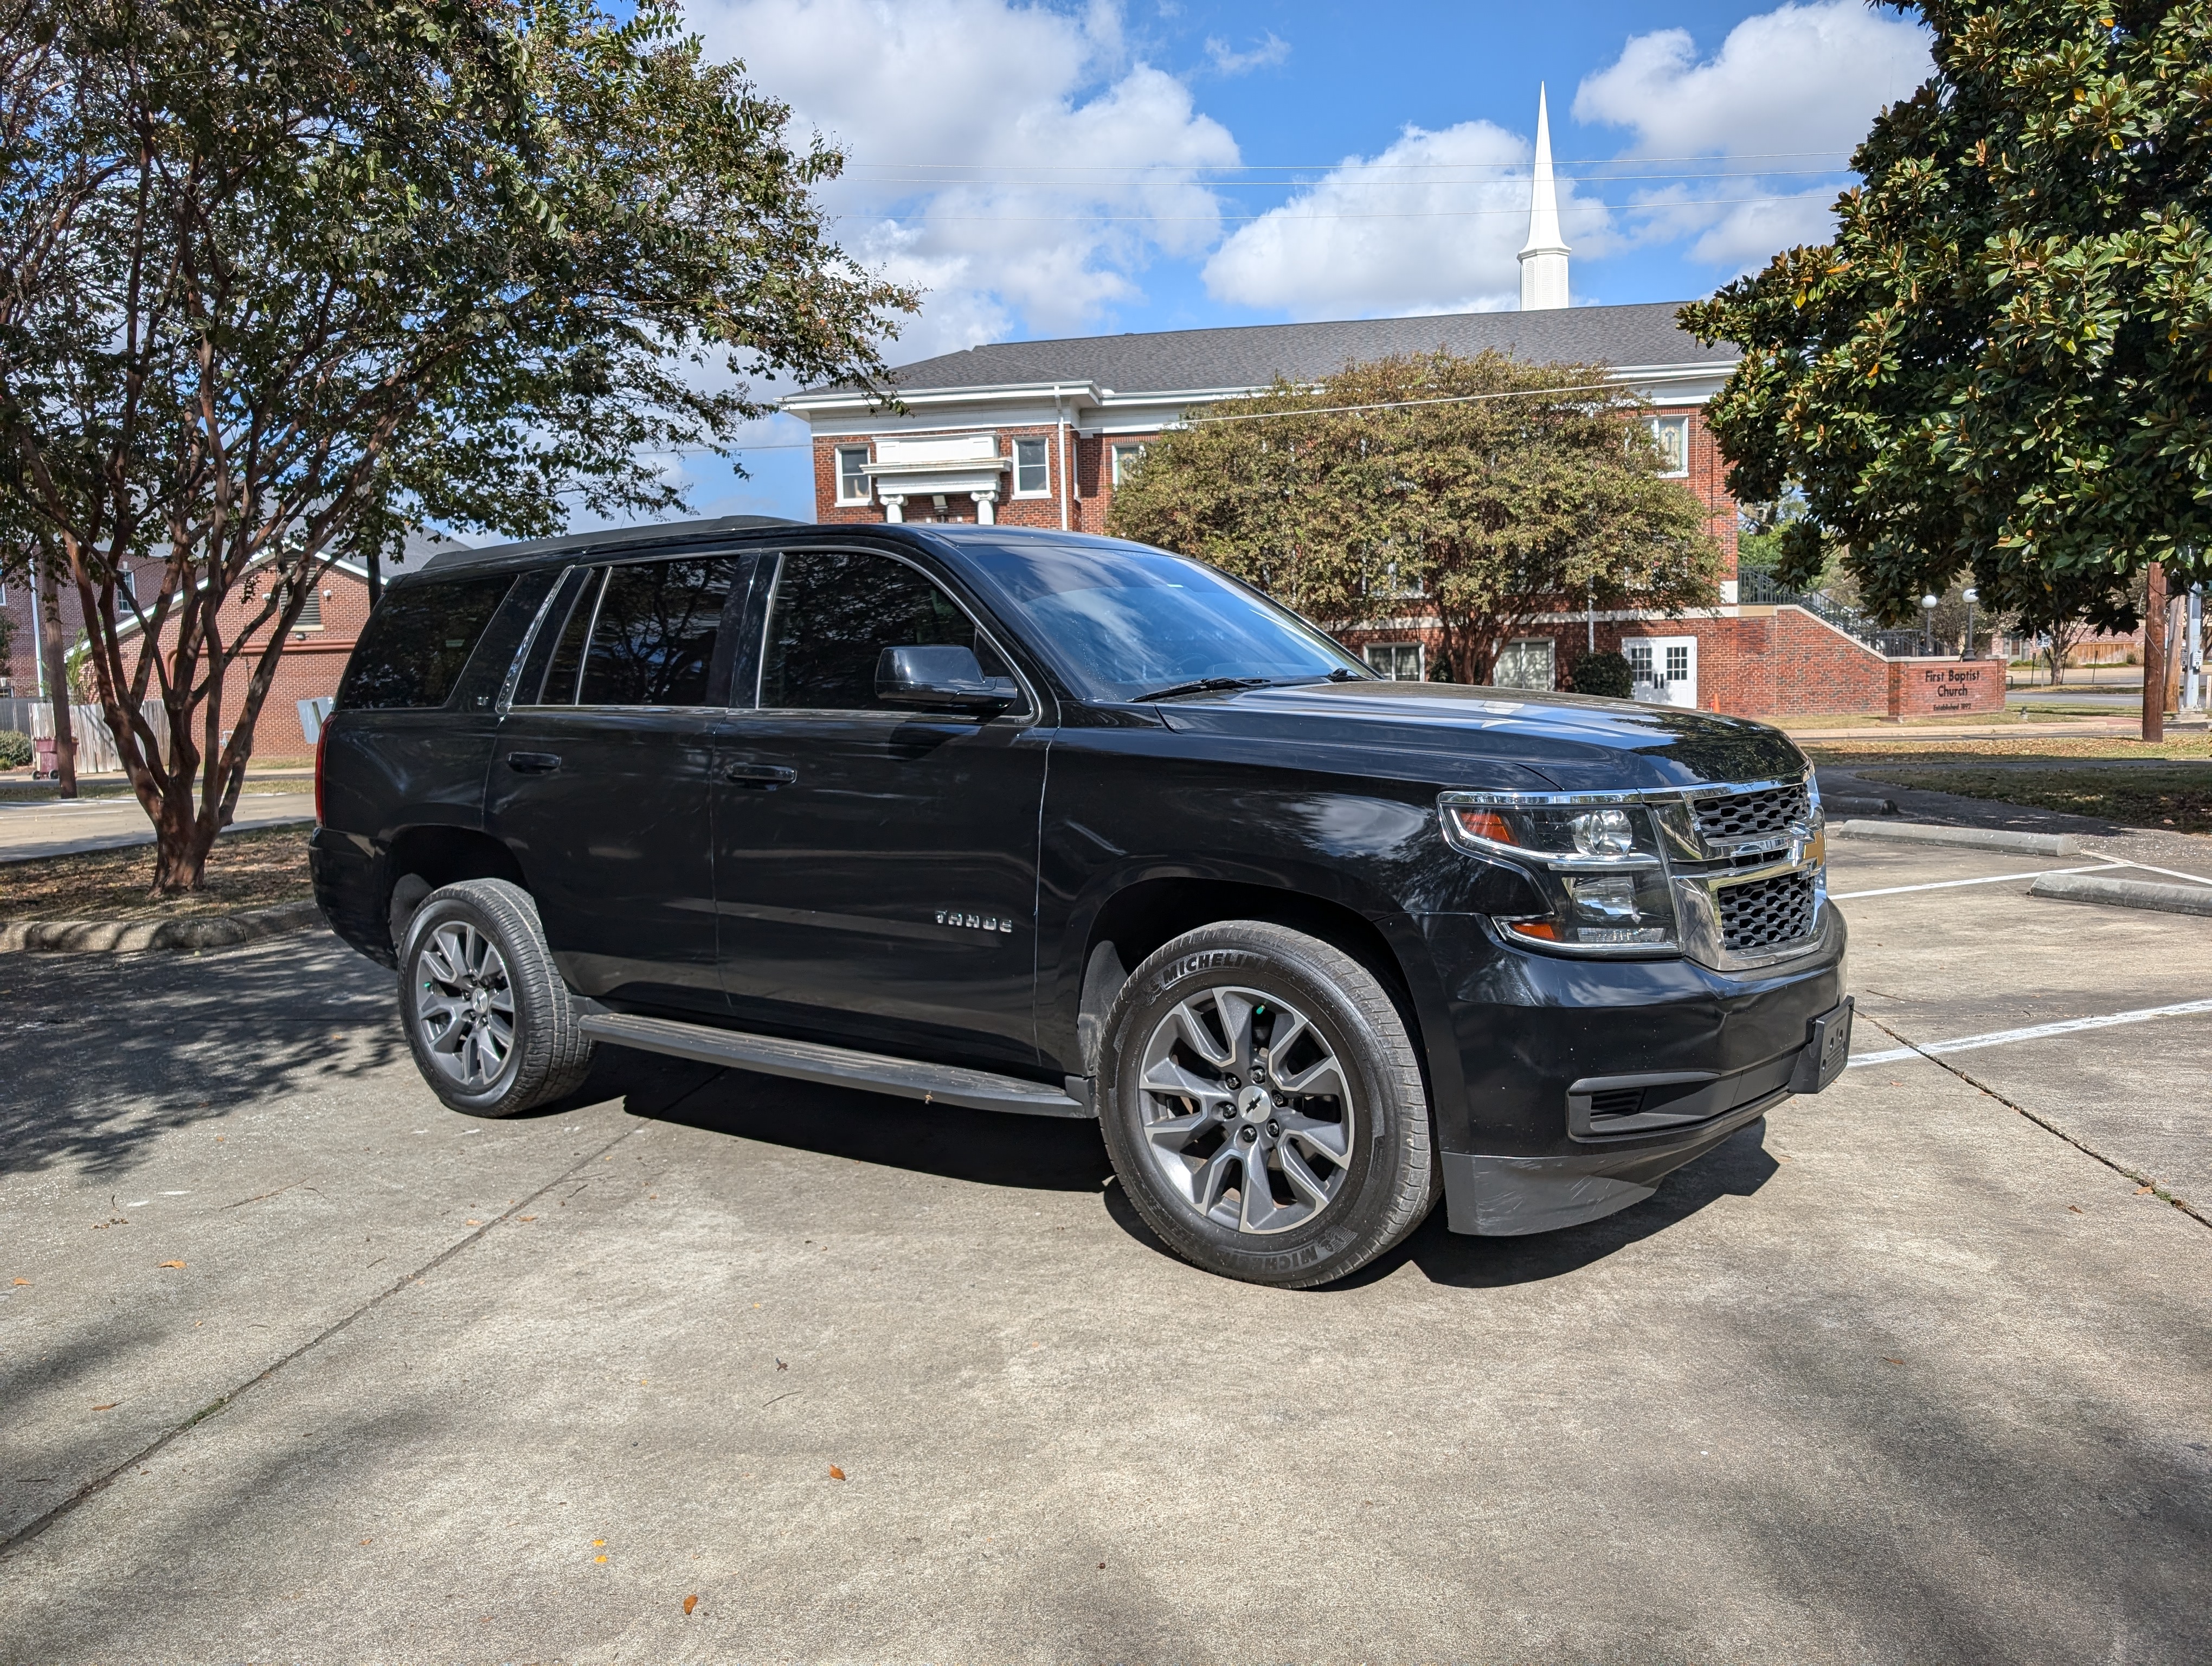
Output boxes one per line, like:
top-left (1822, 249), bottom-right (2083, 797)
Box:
top-left (1517, 84), bottom-right (1570, 311)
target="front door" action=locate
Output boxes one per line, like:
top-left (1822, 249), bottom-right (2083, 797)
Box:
top-left (712, 546), bottom-right (1048, 1071)
top-left (486, 552), bottom-right (750, 1015)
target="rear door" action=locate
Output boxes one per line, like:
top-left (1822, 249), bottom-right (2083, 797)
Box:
top-left (486, 551), bottom-right (751, 1015)
top-left (711, 546), bottom-right (1050, 1070)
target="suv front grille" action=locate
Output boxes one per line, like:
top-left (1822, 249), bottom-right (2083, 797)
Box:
top-left (1694, 782), bottom-right (1811, 844)
top-left (1718, 870), bottom-right (1818, 952)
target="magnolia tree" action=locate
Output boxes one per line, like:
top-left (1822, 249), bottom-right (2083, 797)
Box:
top-left (0, 0), bottom-right (914, 887)
top-left (1682, 1), bottom-right (2212, 735)
top-left (1106, 352), bottom-right (1720, 684)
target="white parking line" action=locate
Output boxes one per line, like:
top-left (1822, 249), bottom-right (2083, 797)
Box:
top-left (1832, 863), bottom-right (2126, 900)
top-left (2104, 856), bottom-right (2212, 887)
top-left (1849, 997), bottom-right (2212, 1067)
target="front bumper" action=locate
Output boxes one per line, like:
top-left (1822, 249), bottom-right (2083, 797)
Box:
top-left (1420, 907), bottom-right (1849, 1236)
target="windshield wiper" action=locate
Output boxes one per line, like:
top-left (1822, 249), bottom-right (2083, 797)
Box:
top-left (1133, 676), bottom-right (1271, 702)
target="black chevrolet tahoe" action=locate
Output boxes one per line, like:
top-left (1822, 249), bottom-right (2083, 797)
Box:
top-left (312, 517), bottom-right (1851, 1287)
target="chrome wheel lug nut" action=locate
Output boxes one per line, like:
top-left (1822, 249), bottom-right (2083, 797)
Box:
top-left (1273, 1093), bottom-right (1287, 1107)
top-left (1266, 1119), bottom-right (1281, 1137)
top-left (1224, 1074), bottom-right (1239, 1088)
top-left (1239, 1125), bottom-right (1258, 1143)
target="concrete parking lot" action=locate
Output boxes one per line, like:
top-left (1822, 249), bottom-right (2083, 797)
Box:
top-left (2, 832), bottom-right (2208, 1664)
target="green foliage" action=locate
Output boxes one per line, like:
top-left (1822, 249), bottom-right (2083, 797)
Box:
top-left (0, 730), bottom-right (30, 769)
top-left (1568, 650), bottom-right (1635, 699)
top-left (0, 0), bottom-right (914, 886)
top-left (1106, 353), bottom-right (1720, 683)
top-left (1682, 1), bottom-right (2211, 634)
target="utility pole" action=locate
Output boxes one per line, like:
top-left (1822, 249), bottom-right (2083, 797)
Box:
top-left (2142, 562), bottom-right (2165, 743)
top-left (2188, 584), bottom-right (2203, 713)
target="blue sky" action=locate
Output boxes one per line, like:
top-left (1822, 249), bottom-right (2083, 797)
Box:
top-left (634, 0), bottom-right (1932, 523)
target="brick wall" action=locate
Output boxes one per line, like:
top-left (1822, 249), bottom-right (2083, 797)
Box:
top-left (1888, 658), bottom-right (2007, 718)
top-left (0, 556), bottom-right (168, 698)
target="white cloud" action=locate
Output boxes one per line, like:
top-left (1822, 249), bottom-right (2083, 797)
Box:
top-left (1201, 119), bottom-right (1613, 321)
top-left (1574, 0), bottom-right (1929, 160)
top-left (681, 0), bottom-right (1237, 353)
top-left (1571, 0), bottom-right (1927, 273)
top-left (1205, 32), bottom-right (1288, 76)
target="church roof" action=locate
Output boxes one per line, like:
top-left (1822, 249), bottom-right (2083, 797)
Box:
top-left (799, 300), bottom-right (1734, 401)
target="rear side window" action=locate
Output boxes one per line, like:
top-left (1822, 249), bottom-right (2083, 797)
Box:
top-left (528, 556), bottom-right (744, 707)
top-left (337, 574), bottom-right (516, 710)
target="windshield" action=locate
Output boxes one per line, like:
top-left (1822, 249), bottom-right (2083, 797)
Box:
top-left (957, 539), bottom-right (1372, 702)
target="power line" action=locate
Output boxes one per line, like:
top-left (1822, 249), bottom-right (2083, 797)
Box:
top-left (851, 194), bottom-right (1828, 226)
top-left (844, 150), bottom-right (1856, 171)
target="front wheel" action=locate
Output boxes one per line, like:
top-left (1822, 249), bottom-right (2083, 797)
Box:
top-left (1096, 921), bottom-right (1437, 1287)
top-left (398, 879), bottom-right (594, 1117)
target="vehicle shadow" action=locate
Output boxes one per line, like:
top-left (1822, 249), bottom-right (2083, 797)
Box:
top-left (1372, 1117), bottom-right (1779, 1289)
top-left (619, 1056), bottom-right (1115, 1195)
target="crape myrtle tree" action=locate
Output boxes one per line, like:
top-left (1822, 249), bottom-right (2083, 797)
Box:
top-left (0, 0), bottom-right (915, 889)
top-left (1105, 352), bottom-right (1720, 685)
top-left (1682, 1), bottom-right (2212, 736)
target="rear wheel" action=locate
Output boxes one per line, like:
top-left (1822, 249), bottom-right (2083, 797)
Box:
top-left (398, 879), bottom-right (594, 1117)
top-left (1097, 921), bottom-right (1437, 1287)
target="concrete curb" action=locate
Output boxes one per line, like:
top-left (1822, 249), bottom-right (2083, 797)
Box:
top-left (1834, 819), bottom-right (2081, 857)
top-left (2028, 872), bottom-right (2212, 919)
top-left (0, 898), bottom-right (324, 954)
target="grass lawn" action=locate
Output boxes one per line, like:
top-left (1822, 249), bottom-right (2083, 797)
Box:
top-left (1808, 734), bottom-right (2212, 764)
top-left (1857, 765), bottom-right (2212, 835)
top-left (0, 826), bottom-right (312, 922)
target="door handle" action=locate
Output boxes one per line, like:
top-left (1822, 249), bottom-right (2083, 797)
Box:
top-left (724, 762), bottom-right (798, 787)
top-left (505, 752), bottom-right (562, 774)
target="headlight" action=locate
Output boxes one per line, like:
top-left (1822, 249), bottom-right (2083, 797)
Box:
top-left (1440, 793), bottom-right (1679, 954)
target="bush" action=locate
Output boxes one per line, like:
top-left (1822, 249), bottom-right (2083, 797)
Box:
top-left (0, 730), bottom-right (33, 770)
top-left (1568, 651), bottom-right (1634, 699)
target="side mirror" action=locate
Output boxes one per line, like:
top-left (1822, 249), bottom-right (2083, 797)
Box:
top-left (874, 645), bottom-right (1017, 714)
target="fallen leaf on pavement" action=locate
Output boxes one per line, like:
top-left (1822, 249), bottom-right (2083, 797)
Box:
top-left (92, 1402), bottom-right (117, 1411)
top-left (466, 1219), bottom-right (482, 1226)
top-left (2068, 1205), bottom-right (2085, 1214)
top-left (828, 1465), bottom-right (845, 1481)
top-left (361, 1539), bottom-right (372, 1545)
top-left (11, 1278), bottom-right (28, 1286)
top-left (683, 1595), bottom-right (699, 1616)
top-left (518, 1216), bottom-right (537, 1222)
top-left (157, 1260), bottom-right (186, 1269)
top-left (2136, 1184), bottom-right (2155, 1195)
top-left (594, 1555), bottom-right (607, 1564)
top-left (776, 1359), bottom-right (787, 1370)
top-left (1882, 1357), bottom-right (1902, 1366)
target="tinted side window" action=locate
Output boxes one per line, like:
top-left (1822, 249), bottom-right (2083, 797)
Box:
top-left (758, 550), bottom-right (1015, 712)
top-left (560, 557), bottom-right (742, 707)
top-left (338, 574), bottom-right (516, 710)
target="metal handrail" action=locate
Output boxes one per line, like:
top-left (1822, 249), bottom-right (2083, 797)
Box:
top-left (1739, 569), bottom-right (1924, 657)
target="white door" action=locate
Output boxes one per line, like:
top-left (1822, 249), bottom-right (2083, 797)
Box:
top-left (1627, 636), bottom-right (1697, 707)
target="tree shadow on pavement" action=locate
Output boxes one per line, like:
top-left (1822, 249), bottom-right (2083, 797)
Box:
top-left (0, 932), bottom-right (402, 1182)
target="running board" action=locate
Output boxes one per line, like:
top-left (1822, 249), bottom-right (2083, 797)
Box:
top-left (578, 1011), bottom-right (1093, 1119)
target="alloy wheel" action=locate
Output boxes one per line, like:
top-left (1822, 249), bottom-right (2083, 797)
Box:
top-left (1135, 984), bottom-right (1355, 1235)
top-left (414, 920), bottom-right (518, 1092)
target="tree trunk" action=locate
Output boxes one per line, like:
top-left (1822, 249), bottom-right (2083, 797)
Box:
top-left (2142, 562), bottom-right (2165, 743)
top-left (34, 550), bottom-right (78, 798)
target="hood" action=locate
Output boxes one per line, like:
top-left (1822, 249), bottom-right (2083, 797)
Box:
top-left (1151, 681), bottom-right (1808, 793)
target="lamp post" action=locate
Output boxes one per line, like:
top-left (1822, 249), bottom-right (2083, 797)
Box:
top-left (1921, 593), bottom-right (1939, 656)
top-left (1961, 587), bottom-right (1978, 661)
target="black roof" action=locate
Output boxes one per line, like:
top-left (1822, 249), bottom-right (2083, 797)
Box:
top-left (806, 300), bottom-right (1732, 398)
top-left (417, 515), bottom-right (799, 574)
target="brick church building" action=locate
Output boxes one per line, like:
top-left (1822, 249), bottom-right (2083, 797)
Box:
top-left (787, 97), bottom-right (2003, 723)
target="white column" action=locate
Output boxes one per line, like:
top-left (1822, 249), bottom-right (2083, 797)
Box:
top-left (880, 493), bottom-right (905, 523)
top-left (970, 491), bottom-right (996, 526)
